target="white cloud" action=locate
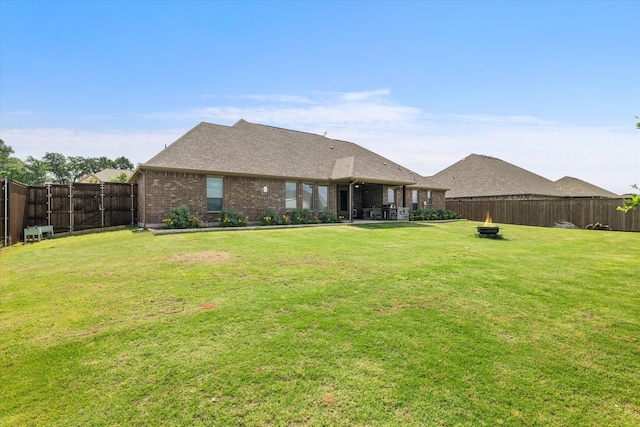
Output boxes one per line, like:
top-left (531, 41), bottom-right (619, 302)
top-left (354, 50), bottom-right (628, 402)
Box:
top-left (0, 127), bottom-right (185, 166)
top-left (339, 89), bottom-right (391, 102)
top-left (144, 89), bottom-right (421, 130)
top-left (3, 89), bottom-right (638, 195)
top-left (452, 114), bottom-right (555, 126)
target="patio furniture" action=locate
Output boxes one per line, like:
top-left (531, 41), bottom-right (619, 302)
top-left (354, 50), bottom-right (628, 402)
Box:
top-left (23, 225), bottom-right (55, 242)
top-left (24, 227), bottom-right (42, 242)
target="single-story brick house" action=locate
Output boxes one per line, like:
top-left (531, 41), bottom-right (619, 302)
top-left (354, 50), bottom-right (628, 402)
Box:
top-left (130, 119), bottom-right (448, 226)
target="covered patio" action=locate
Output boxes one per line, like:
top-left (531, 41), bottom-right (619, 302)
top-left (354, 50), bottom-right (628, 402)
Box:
top-left (336, 182), bottom-right (411, 222)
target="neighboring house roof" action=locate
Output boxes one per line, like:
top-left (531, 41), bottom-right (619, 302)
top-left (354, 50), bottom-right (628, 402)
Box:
top-left (430, 154), bottom-right (562, 198)
top-left (430, 154), bottom-right (618, 199)
top-left (139, 119), bottom-right (431, 186)
top-left (78, 168), bottom-right (133, 183)
top-left (554, 176), bottom-right (619, 198)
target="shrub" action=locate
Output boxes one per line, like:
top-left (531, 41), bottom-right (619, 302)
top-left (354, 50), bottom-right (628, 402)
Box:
top-left (260, 207), bottom-right (280, 226)
top-left (409, 209), bottom-right (461, 221)
top-left (319, 211), bottom-right (341, 223)
top-left (163, 205), bottom-right (203, 229)
top-left (219, 208), bottom-right (248, 227)
top-left (290, 208), bottom-right (312, 224)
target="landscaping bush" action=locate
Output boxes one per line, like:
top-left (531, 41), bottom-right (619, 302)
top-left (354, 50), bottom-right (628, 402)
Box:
top-left (162, 205), bottom-right (203, 229)
top-left (280, 214), bottom-right (291, 225)
top-left (260, 207), bottom-right (280, 226)
top-left (219, 208), bottom-right (248, 227)
top-left (409, 208), bottom-right (461, 221)
top-left (319, 211), bottom-right (341, 223)
top-left (290, 208), bottom-right (312, 224)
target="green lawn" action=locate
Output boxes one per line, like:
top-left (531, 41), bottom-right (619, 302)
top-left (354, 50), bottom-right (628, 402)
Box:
top-left (1, 222), bottom-right (638, 426)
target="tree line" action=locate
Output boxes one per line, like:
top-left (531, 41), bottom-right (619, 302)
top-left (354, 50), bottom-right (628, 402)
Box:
top-left (0, 139), bottom-right (134, 186)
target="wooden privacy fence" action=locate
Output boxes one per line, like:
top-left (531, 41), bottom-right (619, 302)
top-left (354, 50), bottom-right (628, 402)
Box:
top-left (1, 179), bottom-right (138, 246)
top-left (446, 198), bottom-right (640, 232)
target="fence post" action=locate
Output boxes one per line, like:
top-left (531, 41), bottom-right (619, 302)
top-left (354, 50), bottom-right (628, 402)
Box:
top-left (100, 182), bottom-right (105, 228)
top-left (2, 179), bottom-right (8, 247)
top-left (130, 183), bottom-right (136, 226)
top-left (46, 183), bottom-right (52, 226)
top-left (68, 183), bottom-right (74, 232)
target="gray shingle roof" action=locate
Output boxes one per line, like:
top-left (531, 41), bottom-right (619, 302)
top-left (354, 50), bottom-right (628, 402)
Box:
top-left (142, 120), bottom-right (424, 185)
top-left (430, 154), bottom-right (618, 198)
top-left (79, 168), bottom-right (133, 183)
top-left (554, 176), bottom-right (619, 198)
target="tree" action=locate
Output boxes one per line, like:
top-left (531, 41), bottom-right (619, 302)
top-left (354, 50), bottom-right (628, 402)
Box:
top-left (112, 156), bottom-right (134, 170)
top-left (617, 184), bottom-right (640, 213)
top-left (2, 144), bottom-right (134, 185)
top-left (68, 156), bottom-right (97, 183)
top-left (24, 157), bottom-right (49, 186)
top-left (42, 152), bottom-right (71, 184)
top-left (0, 139), bottom-right (13, 167)
top-left (110, 172), bottom-right (130, 183)
top-left (0, 140), bottom-right (30, 184)
top-left (1, 157), bottom-right (30, 183)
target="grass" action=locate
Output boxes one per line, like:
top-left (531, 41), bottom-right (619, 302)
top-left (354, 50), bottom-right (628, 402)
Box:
top-left (1, 222), bottom-right (639, 426)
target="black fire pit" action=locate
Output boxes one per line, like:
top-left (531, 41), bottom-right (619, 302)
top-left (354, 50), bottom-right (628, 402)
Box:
top-left (477, 226), bottom-right (500, 238)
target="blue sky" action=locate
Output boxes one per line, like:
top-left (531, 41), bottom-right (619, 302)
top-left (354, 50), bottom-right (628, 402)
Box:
top-left (1, 0), bottom-right (638, 194)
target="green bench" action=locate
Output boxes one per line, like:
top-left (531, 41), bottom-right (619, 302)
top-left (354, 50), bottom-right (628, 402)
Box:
top-left (24, 225), bottom-right (55, 242)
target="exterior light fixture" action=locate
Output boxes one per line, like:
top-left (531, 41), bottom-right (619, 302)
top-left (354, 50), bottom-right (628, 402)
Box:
top-left (262, 185), bottom-right (268, 194)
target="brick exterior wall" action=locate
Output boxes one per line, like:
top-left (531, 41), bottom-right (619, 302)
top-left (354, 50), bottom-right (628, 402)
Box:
top-left (136, 170), bottom-right (448, 225)
top-left (137, 170), bottom-right (339, 225)
top-left (136, 171), bottom-right (207, 225)
top-left (400, 188), bottom-right (447, 211)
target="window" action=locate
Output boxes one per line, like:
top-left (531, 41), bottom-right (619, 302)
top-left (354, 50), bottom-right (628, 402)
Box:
top-left (388, 188), bottom-right (395, 206)
top-left (427, 190), bottom-right (432, 205)
top-left (318, 185), bottom-right (328, 211)
top-left (286, 182), bottom-right (297, 209)
top-left (303, 183), bottom-right (314, 210)
top-left (412, 190), bottom-right (418, 210)
top-left (207, 177), bottom-right (223, 211)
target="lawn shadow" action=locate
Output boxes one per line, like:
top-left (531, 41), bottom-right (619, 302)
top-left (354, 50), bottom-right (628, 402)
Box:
top-left (351, 222), bottom-right (433, 230)
top-left (475, 233), bottom-right (509, 241)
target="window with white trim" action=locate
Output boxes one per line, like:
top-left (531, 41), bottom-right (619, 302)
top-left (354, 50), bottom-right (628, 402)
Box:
top-left (285, 182), bottom-right (297, 209)
top-left (303, 183), bottom-right (314, 210)
top-left (206, 177), bottom-right (223, 211)
top-left (318, 185), bottom-right (328, 211)
top-left (388, 188), bottom-right (395, 206)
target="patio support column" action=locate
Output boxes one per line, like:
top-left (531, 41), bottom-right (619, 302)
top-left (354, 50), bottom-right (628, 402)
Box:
top-left (348, 180), bottom-right (357, 223)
